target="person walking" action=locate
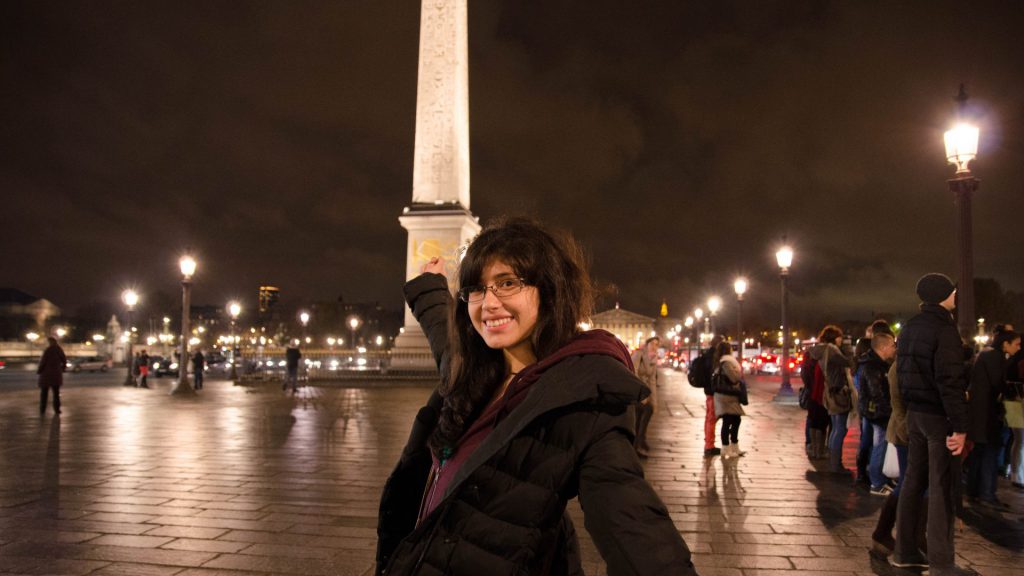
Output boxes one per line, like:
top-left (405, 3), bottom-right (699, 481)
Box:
top-left (696, 335), bottom-right (724, 457)
top-left (191, 349), bottom-right (205, 390)
top-left (891, 273), bottom-right (974, 576)
top-left (37, 336), bottom-right (67, 415)
top-left (965, 327), bottom-right (1020, 508)
top-left (284, 343), bottom-right (302, 392)
top-left (137, 349), bottom-right (150, 388)
top-left (375, 218), bottom-right (696, 576)
top-left (631, 336), bottom-right (660, 457)
top-left (713, 340), bottom-right (748, 458)
top-left (857, 331), bottom-right (897, 494)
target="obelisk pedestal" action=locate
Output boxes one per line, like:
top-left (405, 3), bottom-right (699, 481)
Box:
top-left (391, 0), bottom-right (479, 369)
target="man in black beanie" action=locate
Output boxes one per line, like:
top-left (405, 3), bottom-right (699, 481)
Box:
top-left (890, 273), bottom-right (974, 575)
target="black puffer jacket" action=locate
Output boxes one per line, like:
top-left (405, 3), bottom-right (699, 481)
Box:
top-left (857, 349), bottom-right (892, 423)
top-left (967, 348), bottom-right (1007, 444)
top-left (375, 274), bottom-right (695, 576)
top-left (896, 304), bottom-right (969, 433)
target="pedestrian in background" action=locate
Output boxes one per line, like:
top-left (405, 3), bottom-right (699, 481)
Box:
top-left (375, 218), bottom-right (696, 576)
top-left (806, 325), bottom-right (853, 472)
top-left (966, 327), bottom-right (1020, 508)
top-left (698, 335), bottom-right (724, 457)
top-left (713, 340), bottom-right (748, 458)
top-left (1007, 344), bottom-right (1024, 490)
top-left (891, 273), bottom-right (973, 576)
top-left (284, 342), bottom-right (301, 392)
top-left (631, 336), bottom-right (659, 457)
top-left (856, 319), bottom-right (895, 487)
top-left (138, 349), bottom-right (150, 388)
top-left (37, 336), bottom-right (66, 415)
top-left (857, 331), bottom-right (897, 494)
top-left (802, 327), bottom-right (838, 461)
top-left (192, 349), bottom-right (205, 390)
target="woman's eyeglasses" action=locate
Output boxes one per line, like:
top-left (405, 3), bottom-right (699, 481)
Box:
top-left (458, 278), bottom-right (528, 303)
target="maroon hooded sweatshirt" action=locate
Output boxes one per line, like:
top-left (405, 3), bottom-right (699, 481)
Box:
top-left (418, 329), bottom-right (634, 522)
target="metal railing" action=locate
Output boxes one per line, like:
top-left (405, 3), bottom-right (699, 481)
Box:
top-left (236, 348), bottom-right (439, 382)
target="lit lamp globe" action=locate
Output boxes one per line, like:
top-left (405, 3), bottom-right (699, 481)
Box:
top-left (734, 278), bottom-right (748, 298)
top-left (179, 255), bottom-right (197, 279)
top-left (228, 302), bottom-right (241, 319)
top-left (944, 123), bottom-right (979, 174)
top-left (776, 246), bottom-right (794, 273)
top-left (707, 296), bottom-right (721, 315)
top-left (122, 289), bottom-right (139, 309)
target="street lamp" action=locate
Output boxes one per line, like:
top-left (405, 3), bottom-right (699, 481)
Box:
top-left (774, 244), bottom-right (795, 401)
top-left (944, 85), bottom-right (980, 339)
top-left (707, 296), bottom-right (721, 336)
top-left (734, 278), bottom-right (747, 369)
top-left (121, 289), bottom-right (139, 386)
top-left (299, 311), bottom-right (310, 342)
top-left (228, 301), bottom-right (241, 381)
top-left (347, 315), bottom-right (361, 349)
top-left (684, 316), bottom-right (694, 364)
top-left (173, 255), bottom-right (197, 395)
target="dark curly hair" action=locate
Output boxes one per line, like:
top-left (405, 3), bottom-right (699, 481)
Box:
top-left (428, 217), bottom-right (594, 460)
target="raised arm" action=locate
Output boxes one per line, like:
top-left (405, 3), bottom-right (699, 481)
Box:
top-left (577, 414), bottom-right (696, 575)
top-left (402, 271), bottom-right (452, 373)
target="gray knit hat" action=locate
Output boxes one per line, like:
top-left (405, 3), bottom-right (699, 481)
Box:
top-left (916, 273), bottom-right (956, 304)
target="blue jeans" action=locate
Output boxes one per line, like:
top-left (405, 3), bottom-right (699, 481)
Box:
top-left (829, 413), bottom-right (849, 463)
top-left (867, 420), bottom-right (888, 488)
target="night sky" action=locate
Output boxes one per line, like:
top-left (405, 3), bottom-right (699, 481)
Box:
top-left (3, 2), bottom-right (1023, 333)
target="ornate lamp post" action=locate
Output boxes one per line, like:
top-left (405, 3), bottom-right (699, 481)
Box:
top-left (944, 86), bottom-right (980, 339)
top-left (707, 296), bottom-right (721, 337)
top-left (299, 311), bottom-right (310, 343)
top-left (774, 244), bottom-right (795, 401)
top-left (734, 278), bottom-right (747, 369)
top-left (683, 316), bottom-right (694, 365)
top-left (173, 255), bottom-right (197, 395)
top-left (228, 301), bottom-right (241, 381)
top-left (121, 289), bottom-right (138, 386)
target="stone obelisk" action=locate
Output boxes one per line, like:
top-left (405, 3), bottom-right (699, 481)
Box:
top-left (392, 0), bottom-right (480, 362)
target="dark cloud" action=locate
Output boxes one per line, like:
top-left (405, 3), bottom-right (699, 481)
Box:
top-left (2, 1), bottom-right (1022, 332)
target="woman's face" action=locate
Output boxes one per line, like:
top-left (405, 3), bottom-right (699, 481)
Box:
top-left (469, 259), bottom-right (540, 355)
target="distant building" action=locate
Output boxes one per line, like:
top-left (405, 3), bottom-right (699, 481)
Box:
top-left (0, 288), bottom-right (62, 338)
top-left (258, 286), bottom-right (280, 313)
top-left (589, 304), bottom-right (656, 349)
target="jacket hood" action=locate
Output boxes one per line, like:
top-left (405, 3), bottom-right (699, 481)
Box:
top-left (807, 343), bottom-right (827, 361)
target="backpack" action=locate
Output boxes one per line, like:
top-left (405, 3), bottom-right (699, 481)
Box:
top-left (687, 351), bottom-right (712, 389)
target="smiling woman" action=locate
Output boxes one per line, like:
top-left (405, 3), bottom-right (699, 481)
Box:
top-left (375, 217), bottom-right (697, 576)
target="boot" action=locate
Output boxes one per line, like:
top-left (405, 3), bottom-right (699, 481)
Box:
top-left (733, 442), bottom-right (746, 457)
top-left (830, 445), bottom-right (850, 475)
top-left (809, 430), bottom-right (824, 460)
top-left (722, 444), bottom-right (733, 458)
top-left (870, 491), bottom-right (899, 558)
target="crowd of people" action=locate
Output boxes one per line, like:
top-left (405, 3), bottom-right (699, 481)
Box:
top-left (794, 273), bottom-right (1021, 576)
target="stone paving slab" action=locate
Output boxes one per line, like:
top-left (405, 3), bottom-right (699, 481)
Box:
top-left (1, 370), bottom-right (1022, 575)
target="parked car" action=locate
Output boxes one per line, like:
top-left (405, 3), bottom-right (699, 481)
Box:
top-left (68, 356), bottom-right (113, 373)
top-left (155, 357), bottom-right (180, 377)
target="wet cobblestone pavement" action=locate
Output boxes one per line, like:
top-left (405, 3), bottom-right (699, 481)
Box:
top-left (1, 370), bottom-right (1021, 575)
